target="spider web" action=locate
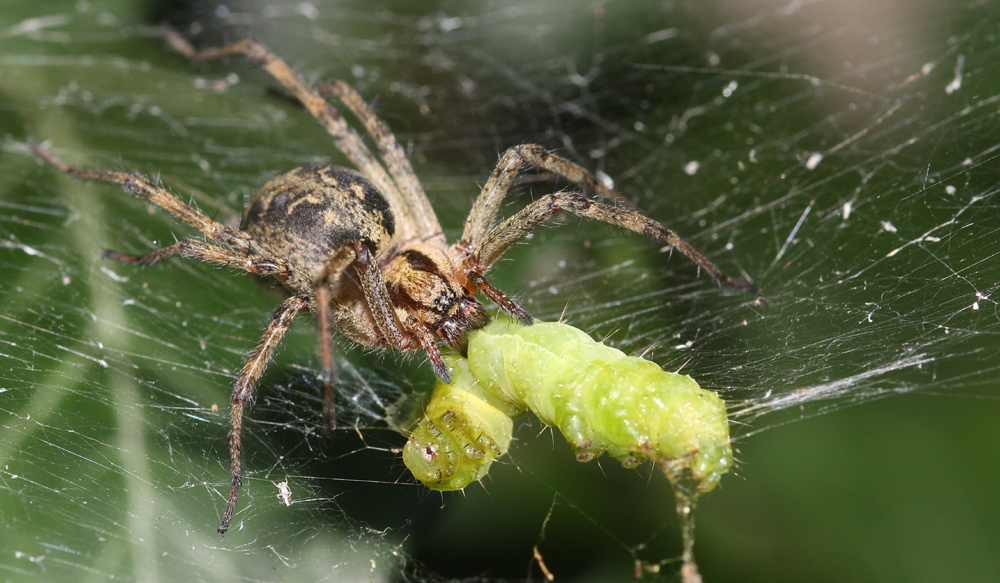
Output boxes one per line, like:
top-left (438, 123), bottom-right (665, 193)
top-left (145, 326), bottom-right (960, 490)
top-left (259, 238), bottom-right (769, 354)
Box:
top-left (2, 1), bottom-right (999, 582)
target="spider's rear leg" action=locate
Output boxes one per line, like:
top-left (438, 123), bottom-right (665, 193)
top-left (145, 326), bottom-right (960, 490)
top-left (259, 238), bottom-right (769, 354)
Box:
top-left (167, 34), bottom-right (420, 242)
top-left (317, 80), bottom-right (440, 239)
top-left (31, 142), bottom-right (257, 255)
top-left (103, 238), bottom-right (289, 277)
top-left (220, 293), bottom-right (310, 535)
top-left (314, 245), bottom-right (372, 429)
top-left (472, 191), bottom-right (758, 293)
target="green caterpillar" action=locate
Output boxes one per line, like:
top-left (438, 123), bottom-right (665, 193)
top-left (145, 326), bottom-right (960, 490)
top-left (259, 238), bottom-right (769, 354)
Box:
top-left (403, 317), bottom-right (732, 493)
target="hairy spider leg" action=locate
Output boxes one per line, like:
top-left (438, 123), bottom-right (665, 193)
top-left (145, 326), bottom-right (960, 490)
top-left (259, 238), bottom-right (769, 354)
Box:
top-left (449, 144), bottom-right (652, 322)
top-left (462, 143), bottom-right (635, 248)
top-left (29, 144), bottom-right (312, 535)
top-left (314, 247), bottom-right (358, 429)
top-left (30, 143), bottom-right (281, 266)
top-left (312, 241), bottom-right (451, 383)
top-left (102, 238), bottom-right (286, 276)
top-left (318, 80), bottom-right (441, 240)
top-left (165, 33), bottom-right (423, 244)
top-left (476, 191), bottom-right (758, 293)
top-left (220, 294), bottom-right (310, 534)
top-left (466, 271), bottom-right (533, 324)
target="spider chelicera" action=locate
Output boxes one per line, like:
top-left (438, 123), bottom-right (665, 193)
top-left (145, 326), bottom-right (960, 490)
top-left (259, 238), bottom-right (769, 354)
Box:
top-left (33, 35), bottom-right (756, 534)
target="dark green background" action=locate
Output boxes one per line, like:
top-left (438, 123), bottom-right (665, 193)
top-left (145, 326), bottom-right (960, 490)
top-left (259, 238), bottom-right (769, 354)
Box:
top-left (1, 1), bottom-right (998, 582)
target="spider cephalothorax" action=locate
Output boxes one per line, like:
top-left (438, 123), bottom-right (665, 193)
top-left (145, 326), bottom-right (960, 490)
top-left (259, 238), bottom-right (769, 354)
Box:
top-left (33, 33), bottom-right (755, 535)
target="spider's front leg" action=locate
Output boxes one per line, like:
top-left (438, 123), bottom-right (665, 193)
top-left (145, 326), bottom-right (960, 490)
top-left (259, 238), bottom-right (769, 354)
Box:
top-left (462, 144), bottom-right (633, 248)
top-left (453, 143), bottom-right (756, 306)
top-left (464, 268), bottom-right (533, 325)
top-left (461, 191), bottom-right (758, 296)
top-left (220, 294), bottom-right (309, 535)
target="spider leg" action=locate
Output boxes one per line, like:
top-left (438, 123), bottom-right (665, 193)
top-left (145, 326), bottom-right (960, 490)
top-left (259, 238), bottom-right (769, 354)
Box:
top-left (463, 144), bottom-right (633, 249)
top-left (318, 80), bottom-right (441, 240)
top-left (313, 245), bottom-right (381, 429)
top-left (466, 271), bottom-right (533, 325)
top-left (400, 313), bottom-right (450, 382)
top-left (220, 294), bottom-right (309, 535)
top-left (320, 241), bottom-right (452, 383)
top-left (31, 143), bottom-right (265, 259)
top-left (352, 243), bottom-right (408, 347)
top-left (166, 34), bottom-right (419, 242)
top-left (103, 238), bottom-right (288, 277)
top-left (475, 191), bottom-right (758, 293)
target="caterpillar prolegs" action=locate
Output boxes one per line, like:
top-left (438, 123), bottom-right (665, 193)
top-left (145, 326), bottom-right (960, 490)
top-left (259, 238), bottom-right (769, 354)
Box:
top-left (402, 352), bottom-right (522, 491)
top-left (403, 317), bottom-right (732, 494)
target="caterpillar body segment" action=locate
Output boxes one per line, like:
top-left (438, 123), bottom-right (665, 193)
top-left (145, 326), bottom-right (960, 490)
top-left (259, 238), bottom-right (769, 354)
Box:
top-left (404, 318), bottom-right (733, 493)
top-left (402, 354), bottom-right (521, 490)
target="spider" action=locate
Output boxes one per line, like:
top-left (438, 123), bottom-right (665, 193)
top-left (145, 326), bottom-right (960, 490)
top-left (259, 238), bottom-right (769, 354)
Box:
top-left (32, 36), bottom-right (756, 535)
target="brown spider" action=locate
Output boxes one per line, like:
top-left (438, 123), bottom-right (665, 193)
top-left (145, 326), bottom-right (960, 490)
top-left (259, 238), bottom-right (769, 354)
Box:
top-left (32, 36), bottom-right (755, 535)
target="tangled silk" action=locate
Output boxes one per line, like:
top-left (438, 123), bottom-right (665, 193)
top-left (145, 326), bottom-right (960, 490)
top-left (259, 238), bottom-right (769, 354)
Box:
top-left (403, 318), bottom-right (732, 492)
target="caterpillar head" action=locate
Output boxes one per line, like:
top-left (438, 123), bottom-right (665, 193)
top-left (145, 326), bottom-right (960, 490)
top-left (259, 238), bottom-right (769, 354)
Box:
top-left (403, 356), bottom-right (514, 490)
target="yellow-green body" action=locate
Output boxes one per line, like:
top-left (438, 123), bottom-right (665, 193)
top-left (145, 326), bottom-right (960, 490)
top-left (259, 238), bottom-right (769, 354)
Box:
top-left (403, 355), bottom-right (521, 490)
top-left (403, 318), bottom-right (732, 492)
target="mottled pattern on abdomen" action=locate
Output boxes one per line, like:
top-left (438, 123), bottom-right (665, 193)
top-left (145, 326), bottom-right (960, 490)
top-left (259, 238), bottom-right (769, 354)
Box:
top-left (241, 165), bottom-right (394, 280)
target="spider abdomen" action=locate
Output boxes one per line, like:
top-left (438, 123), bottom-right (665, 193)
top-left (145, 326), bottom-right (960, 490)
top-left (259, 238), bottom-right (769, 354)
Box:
top-left (241, 165), bottom-right (395, 282)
